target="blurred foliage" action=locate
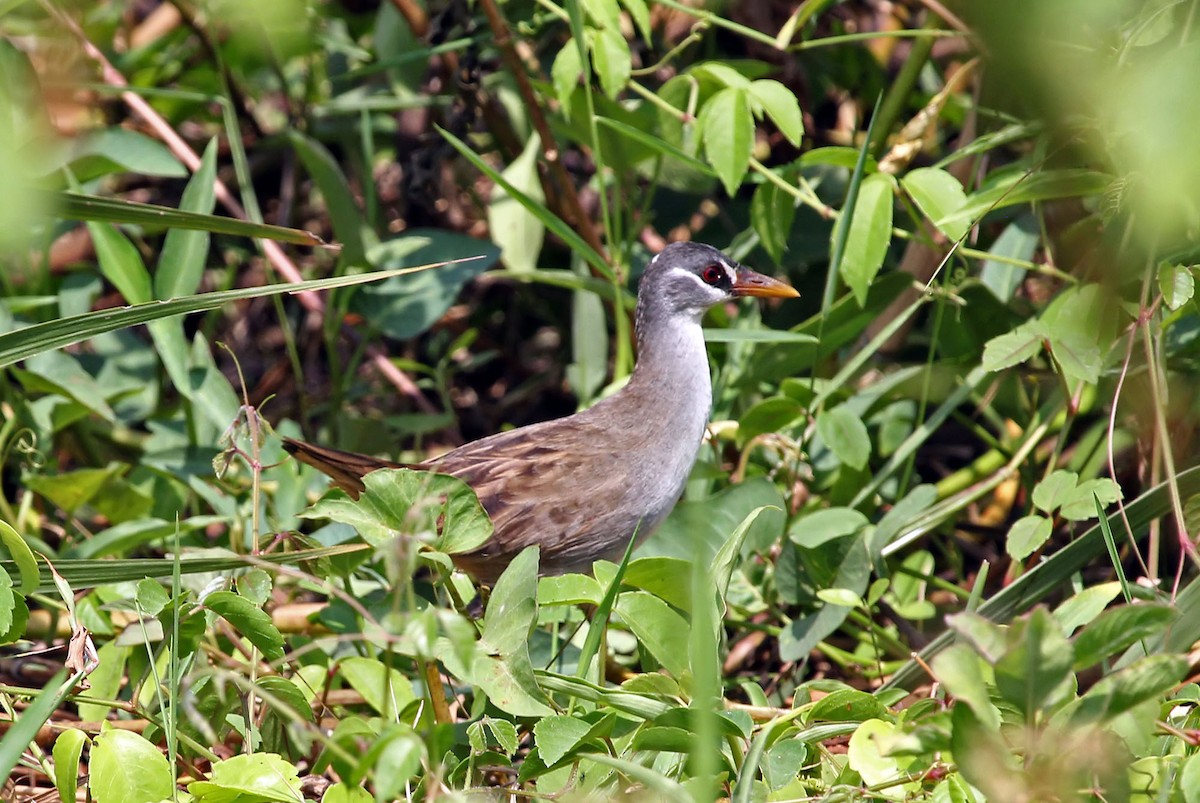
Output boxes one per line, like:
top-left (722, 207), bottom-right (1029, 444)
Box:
top-left (0, 0), bottom-right (1198, 800)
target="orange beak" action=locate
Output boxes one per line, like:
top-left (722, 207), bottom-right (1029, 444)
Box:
top-left (732, 267), bottom-right (800, 299)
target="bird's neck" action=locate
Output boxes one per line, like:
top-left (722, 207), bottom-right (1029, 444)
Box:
top-left (626, 303), bottom-right (713, 420)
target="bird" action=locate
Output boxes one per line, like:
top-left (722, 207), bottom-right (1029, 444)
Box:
top-left (284, 241), bottom-right (799, 585)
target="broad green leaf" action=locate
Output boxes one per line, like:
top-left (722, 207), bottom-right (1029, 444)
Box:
top-left (24, 465), bottom-right (123, 515)
top-left (840, 172), bottom-right (895, 305)
top-left (488, 135), bottom-right (545, 274)
top-left (1061, 478), bottom-right (1122, 520)
top-left (203, 590), bottom-right (285, 662)
top-left (1072, 603), bottom-right (1177, 670)
top-left (931, 644), bottom-right (1001, 730)
top-left (338, 657), bottom-right (417, 718)
top-left (980, 214), bottom-right (1038, 300)
top-left (590, 26), bottom-right (631, 99)
top-left (748, 79), bottom-right (803, 146)
top-left (52, 728), bottom-right (88, 803)
top-left (89, 727), bottom-right (174, 803)
top-left (551, 39), bottom-right (582, 116)
top-left (1048, 329), bottom-right (1103, 385)
top-left (321, 782), bottom-right (373, 803)
top-left (289, 131), bottom-right (370, 267)
top-left (779, 534), bottom-right (870, 662)
top-left (700, 87), bottom-right (754, 196)
top-left (1053, 582), bottom-right (1123, 635)
top-left (751, 180), bottom-right (796, 264)
top-left (1068, 654), bottom-right (1188, 724)
top-left (0, 520), bottom-right (38, 595)
top-left (87, 221), bottom-right (152, 305)
top-left (1158, 262), bottom-right (1195, 310)
top-left (737, 395), bottom-right (804, 446)
top-left (481, 546), bottom-right (540, 656)
top-left (847, 719), bottom-right (919, 794)
top-left (535, 715), bottom-right (593, 766)
top-left (981, 319), bottom-right (1047, 372)
top-left (690, 62), bottom-right (754, 90)
top-left (61, 127), bottom-right (186, 180)
top-left (1032, 469), bottom-right (1080, 514)
top-left (902, 167), bottom-right (969, 241)
top-left (816, 588), bottom-right (861, 608)
top-left (1006, 514), bottom-right (1052, 561)
top-left (993, 608), bottom-right (1074, 719)
top-left (615, 591), bottom-right (691, 677)
top-left (482, 716), bottom-right (520, 755)
top-left (76, 641), bottom-right (131, 723)
top-left (582, 0), bottom-right (620, 29)
top-left (189, 752), bottom-right (302, 802)
top-left (815, 404), bottom-right (871, 470)
top-left (305, 467), bottom-right (491, 554)
top-left (788, 508), bottom-right (868, 548)
top-left (358, 725), bottom-right (424, 799)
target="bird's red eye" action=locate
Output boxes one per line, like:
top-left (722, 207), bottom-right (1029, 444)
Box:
top-left (701, 265), bottom-right (724, 285)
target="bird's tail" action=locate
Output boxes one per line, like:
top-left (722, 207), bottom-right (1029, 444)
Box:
top-left (282, 437), bottom-right (405, 498)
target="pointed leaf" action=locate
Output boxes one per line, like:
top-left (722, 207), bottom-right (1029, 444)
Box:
top-left (840, 172), bottom-right (895, 305)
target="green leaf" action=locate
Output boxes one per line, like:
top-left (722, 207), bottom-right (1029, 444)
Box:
top-left (747, 79), bottom-right (802, 146)
top-left (1069, 654), bottom-right (1188, 724)
top-left (1072, 603), bottom-right (1177, 670)
top-left (1053, 582), bottom-right (1123, 635)
top-left (615, 591), bottom-right (691, 677)
top-left (901, 167), bottom-right (969, 241)
top-left (1048, 329), bottom-right (1103, 384)
top-left (534, 715), bottom-right (593, 766)
top-left (938, 169), bottom-right (1112, 229)
top-left (87, 221), bottom-right (152, 305)
top-left (0, 520), bottom-right (38, 595)
top-left (63, 127), bottom-right (186, 180)
top-left (815, 405), bottom-right (871, 470)
top-left (1061, 478), bottom-right (1122, 520)
top-left (700, 87), bottom-right (754, 196)
top-left (203, 590), bottom-right (286, 662)
top-left (52, 728), bottom-right (88, 803)
top-left (1032, 469), bottom-right (1079, 513)
top-left (993, 608), bottom-right (1074, 719)
top-left (981, 319), bottom-right (1047, 372)
top-left (321, 782), bottom-right (373, 803)
top-left (590, 26), bottom-right (631, 99)
top-left (189, 752), bottom-right (302, 802)
top-left (847, 719), bottom-right (918, 791)
top-left (931, 644), bottom-right (1001, 730)
top-left (24, 465), bottom-right (123, 515)
top-left (551, 39), bottom-right (582, 116)
top-left (301, 468), bottom-right (492, 554)
top-left (488, 134), bottom-right (545, 274)
top-left (1006, 514), bottom-right (1053, 561)
top-left (338, 657), bottom-right (417, 718)
top-left (619, 0), bottom-right (650, 40)
top-left (816, 587), bottom-right (861, 608)
top-left (481, 546), bottom-right (540, 656)
top-left (154, 138), bottom-right (218, 300)
top-left (288, 131), bottom-right (370, 267)
top-left (980, 214), bottom-right (1038, 300)
top-left (89, 728), bottom-right (174, 803)
top-left (1158, 262), bottom-right (1195, 310)
top-left (135, 578), bottom-right (169, 617)
top-left (737, 395), bottom-right (804, 446)
top-left (840, 172), bottom-right (895, 305)
top-left (355, 230), bottom-right (499, 340)
top-left (788, 508), bottom-right (869, 548)
top-left (482, 716), bottom-right (520, 755)
top-left (751, 180), bottom-right (796, 264)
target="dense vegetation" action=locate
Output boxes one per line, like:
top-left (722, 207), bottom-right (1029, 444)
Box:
top-left (1, 0), bottom-right (1199, 800)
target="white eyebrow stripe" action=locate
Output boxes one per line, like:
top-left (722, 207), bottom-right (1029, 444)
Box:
top-left (719, 259), bottom-right (736, 283)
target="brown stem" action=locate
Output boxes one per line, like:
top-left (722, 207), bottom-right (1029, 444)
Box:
top-left (475, 0), bottom-right (608, 267)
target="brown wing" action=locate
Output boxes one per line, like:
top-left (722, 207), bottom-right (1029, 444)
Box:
top-left (282, 438), bottom-right (406, 497)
